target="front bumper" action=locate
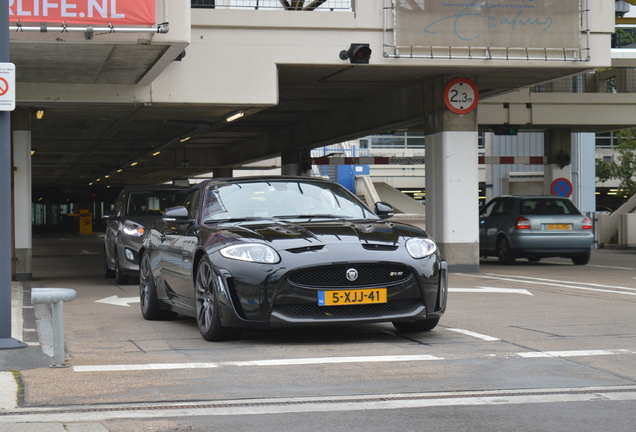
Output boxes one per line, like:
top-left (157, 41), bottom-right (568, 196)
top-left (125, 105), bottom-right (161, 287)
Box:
top-left (214, 250), bottom-right (448, 328)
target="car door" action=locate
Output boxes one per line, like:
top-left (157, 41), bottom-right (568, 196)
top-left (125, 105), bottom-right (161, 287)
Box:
top-left (104, 190), bottom-right (126, 269)
top-left (168, 188), bottom-right (202, 300)
top-left (479, 198), bottom-right (511, 252)
top-left (479, 198), bottom-right (497, 252)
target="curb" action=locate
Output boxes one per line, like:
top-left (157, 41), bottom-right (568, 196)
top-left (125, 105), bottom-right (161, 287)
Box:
top-left (0, 371), bottom-right (17, 409)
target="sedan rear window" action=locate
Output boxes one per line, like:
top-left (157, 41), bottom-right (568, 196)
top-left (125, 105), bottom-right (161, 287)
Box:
top-left (520, 198), bottom-right (580, 215)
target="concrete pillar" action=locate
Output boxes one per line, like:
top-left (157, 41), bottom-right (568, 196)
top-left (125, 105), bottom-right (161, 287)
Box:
top-left (424, 77), bottom-right (480, 272)
top-left (543, 129), bottom-right (573, 196)
top-left (572, 132), bottom-right (596, 213)
top-left (281, 149), bottom-right (312, 176)
top-left (12, 109), bottom-right (32, 282)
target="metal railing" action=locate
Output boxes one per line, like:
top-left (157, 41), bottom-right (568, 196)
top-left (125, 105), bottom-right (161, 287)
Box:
top-left (191, 0), bottom-right (352, 10)
top-left (531, 67), bottom-right (636, 94)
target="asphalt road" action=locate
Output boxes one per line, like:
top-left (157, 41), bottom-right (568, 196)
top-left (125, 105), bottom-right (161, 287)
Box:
top-left (1, 234), bottom-right (635, 431)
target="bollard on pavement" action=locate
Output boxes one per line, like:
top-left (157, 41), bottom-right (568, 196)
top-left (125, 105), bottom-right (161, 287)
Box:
top-left (31, 288), bottom-right (77, 368)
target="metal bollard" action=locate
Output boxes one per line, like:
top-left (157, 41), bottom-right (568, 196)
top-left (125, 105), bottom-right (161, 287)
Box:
top-left (31, 288), bottom-right (77, 368)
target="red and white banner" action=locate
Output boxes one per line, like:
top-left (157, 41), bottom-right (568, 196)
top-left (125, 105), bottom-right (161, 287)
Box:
top-left (9, 0), bottom-right (156, 26)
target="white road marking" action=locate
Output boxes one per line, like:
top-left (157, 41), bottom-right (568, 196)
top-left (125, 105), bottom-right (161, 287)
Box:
top-left (95, 295), bottom-right (140, 307)
top-left (484, 274), bottom-right (636, 293)
top-left (2, 386), bottom-right (636, 423)
top-left (449, 286), bottom-right (532, 295)
top-left (445, 328), bottom-right (500, 341)
top-left (73, 355), bottom-right (444, 372)
top-left (542, 260), bottom-right (634, 271)
top-left (516, 349), bottom-right (636, 358)
top-left (457, 273), bottom-right (636, 297)
top-left (72, 348), bottom-right (636, 373)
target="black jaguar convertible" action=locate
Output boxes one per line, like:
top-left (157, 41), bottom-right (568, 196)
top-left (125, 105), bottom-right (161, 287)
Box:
top-left (139, 176), bottom-right (447, 341)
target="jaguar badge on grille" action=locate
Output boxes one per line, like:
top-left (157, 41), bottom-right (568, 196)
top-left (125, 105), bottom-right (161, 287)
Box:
top-left (346, 268), bottom-right (359, 281)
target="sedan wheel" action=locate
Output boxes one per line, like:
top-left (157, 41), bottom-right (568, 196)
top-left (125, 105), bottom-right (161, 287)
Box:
top-left (195, 259), bottom-right (242, 341)
top-left (103, 247), bottom-right (115, 278)
top-left (392, 318), bottom-right (439, 333)
top-left (114, 251), bottom-right (130, 285)
top-left (497, 237), bottom-right (515, 264)
top-left (139, 254), bottom-right (177, 321)
top-left (572, 251), bottom-right (590, 265)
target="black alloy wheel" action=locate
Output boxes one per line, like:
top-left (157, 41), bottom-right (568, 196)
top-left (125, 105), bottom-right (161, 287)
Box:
top-left (139, 254), bottom-right (177, 320)
top-left (195, 259), bottom-right (242, 341)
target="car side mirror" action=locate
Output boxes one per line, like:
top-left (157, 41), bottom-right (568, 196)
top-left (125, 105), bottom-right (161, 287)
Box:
top-left (374, 202), bottom-right (394, 219)
top-left (163, 206), bottom-right (194, 224)
top-left (103, 210), bottom-right (118, 220)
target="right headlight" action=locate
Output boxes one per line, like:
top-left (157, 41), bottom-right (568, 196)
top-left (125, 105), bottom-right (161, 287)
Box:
top-left (220, 243), bottom-right (281, 264)
top-left (122, 221), bottom-right (145, 237)
top-left (405, 238), bottom-right (437, 259)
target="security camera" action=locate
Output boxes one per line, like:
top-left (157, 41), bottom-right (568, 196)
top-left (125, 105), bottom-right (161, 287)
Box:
top-left (179, 159), bottom-right (190, 168)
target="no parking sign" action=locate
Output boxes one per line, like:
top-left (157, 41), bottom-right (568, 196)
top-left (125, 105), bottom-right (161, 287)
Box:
top-left (0, 63), bottom-right (15, 111)
top-left (551, 178), bottom-right (573, 197)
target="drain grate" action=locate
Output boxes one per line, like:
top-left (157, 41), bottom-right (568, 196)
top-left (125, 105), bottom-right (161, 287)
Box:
top-left (3, 387), bottom-right (636, 417)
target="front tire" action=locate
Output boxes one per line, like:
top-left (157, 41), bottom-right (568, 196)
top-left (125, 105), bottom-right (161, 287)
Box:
top-left (104, 247), bottom-right (115, 278)
top-left (392, 318), bottom-right (439, 333)
top-left (195, 259), bottom-right (242, 341)
top-left (139, 254), bottom-right (177, 320)
top-left (114, 251), bottom-right (130, 285)
top-left (497, 237), bottom-right (515, 265)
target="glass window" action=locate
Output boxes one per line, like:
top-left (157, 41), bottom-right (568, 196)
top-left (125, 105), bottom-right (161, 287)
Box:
top-left (183, 190), bottom-right (202, 220)
top-left (126, 190), bottom-right (188, 216)
top-left (521, 198), bottom-right (580, 215)
top-left (202, 180), bottom-right (376, 221)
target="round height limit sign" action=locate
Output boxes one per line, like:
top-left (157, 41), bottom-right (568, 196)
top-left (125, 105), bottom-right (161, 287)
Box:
top-left (444, 78), bottom-right (479, 115)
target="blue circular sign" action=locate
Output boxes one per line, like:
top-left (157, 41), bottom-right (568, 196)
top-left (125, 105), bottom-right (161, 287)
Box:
top-left (551, 178), bottom-right (572, 197)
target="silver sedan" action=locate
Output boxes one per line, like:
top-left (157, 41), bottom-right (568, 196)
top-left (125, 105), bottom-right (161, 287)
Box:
top-left (479, 195), bottom-right (594, 265)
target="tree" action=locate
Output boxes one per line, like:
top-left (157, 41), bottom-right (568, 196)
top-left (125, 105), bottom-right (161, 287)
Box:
top-left (595, 128), bottom-right (636, 197)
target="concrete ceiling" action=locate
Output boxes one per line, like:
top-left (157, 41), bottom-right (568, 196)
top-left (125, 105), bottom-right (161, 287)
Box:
top-left (12, 39), bottom-right (596, 195)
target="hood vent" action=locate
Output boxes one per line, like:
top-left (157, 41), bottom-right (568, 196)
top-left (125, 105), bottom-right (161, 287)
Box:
top-left (362, 243), bottom-right (398, 251)
top-left (286, 245), bottom-right (325, 254)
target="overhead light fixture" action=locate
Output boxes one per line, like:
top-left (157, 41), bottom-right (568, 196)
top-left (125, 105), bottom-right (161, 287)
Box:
top-left (36, 109), bottom-right (45, 120)
top-left (226, 110), bottom-right (244, 122)
top-left (131, 162), bottom-right (138, 167)
top-left (152, 151), bottom-right (161, 156)
top-left (30, 150), bottom-right (35, 155)
top-left (117, 169), bottom-right (123, 173)
top-left (179, 136), bottom-right (190, 143)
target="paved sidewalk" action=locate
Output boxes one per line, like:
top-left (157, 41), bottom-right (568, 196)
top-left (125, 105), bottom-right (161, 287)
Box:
top-left (1, 282), bottom-right (108, 431)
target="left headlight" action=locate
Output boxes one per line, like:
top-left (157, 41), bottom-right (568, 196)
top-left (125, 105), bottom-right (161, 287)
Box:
top-left (405, 238), bottom-right (437, 259)
top-left (122, 221), bottom-right (145, 237)
top-left (220, 243), bottom-right (281, 264)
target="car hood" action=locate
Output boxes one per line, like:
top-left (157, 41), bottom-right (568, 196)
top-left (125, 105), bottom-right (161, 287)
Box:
top-left (208, 219), bottom-right (430, 248)
top-left (124, 214), bottom-right (164, 228)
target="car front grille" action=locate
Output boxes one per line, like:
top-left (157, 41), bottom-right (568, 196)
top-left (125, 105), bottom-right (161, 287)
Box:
top-left (287, 264), bottom-right (412, 287)
top-left (274, 299), bottom-right (419, 318)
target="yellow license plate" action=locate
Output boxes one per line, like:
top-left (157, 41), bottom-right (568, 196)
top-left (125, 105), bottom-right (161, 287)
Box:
top-left (544, 224), bottom-right (571, 230)
top-left (318, 288), bottom-right (387, 306)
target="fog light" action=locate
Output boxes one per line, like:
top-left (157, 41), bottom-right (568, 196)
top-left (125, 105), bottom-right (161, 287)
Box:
top-left (124, 248), bottom-right (135, 262)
